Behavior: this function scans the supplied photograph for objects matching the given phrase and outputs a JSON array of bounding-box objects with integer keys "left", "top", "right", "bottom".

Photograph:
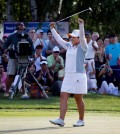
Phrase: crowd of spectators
[{"left": 0, "top": 22, "right": 120, "bottom": 99}]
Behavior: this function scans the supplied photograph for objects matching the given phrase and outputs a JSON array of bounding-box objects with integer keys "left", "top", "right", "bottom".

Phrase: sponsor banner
[{"left": 3, "top": 22, "right": 69, "bottom": 36}]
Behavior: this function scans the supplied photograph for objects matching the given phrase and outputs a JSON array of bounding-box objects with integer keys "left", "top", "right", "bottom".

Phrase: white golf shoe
[
  {"left": 73, "top": 119, "right": 84, "bottom": 127},
  {"left": 49, "top": 118, "right": 65, "bottom": 127}
]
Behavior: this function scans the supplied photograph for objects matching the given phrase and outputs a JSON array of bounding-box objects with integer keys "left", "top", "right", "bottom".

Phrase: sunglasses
[{"left": 30, "top": 31, "right": 35, "bottom": 33}]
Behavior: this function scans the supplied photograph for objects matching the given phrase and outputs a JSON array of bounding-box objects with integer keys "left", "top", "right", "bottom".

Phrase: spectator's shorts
[{"left": 7, "top": 59, "right": 18, "bottom": 75}]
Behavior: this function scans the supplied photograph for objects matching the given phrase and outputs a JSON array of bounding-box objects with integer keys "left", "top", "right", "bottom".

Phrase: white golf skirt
[{"left": 61, "top": 73, "right": 87, "bottom": 94}]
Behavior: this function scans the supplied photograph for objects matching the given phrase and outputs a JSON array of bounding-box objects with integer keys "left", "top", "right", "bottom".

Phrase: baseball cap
[
  {"left": 53, "top": 46, "right": 60, "bottom": 52},
  {"left": 40, "top": 60, "right": 47, "bottom": 65},
  {"left": 68, "top": 30, "right": 79, "bottom": 37},
  {"left": 85, "top": 31, "right": 91, "bottom": 36},
  {"left": 36, "top": 29, "right": 44, "bottom": 34},
  {"left": 3, "top": 34, "right": 9, "bottom": 38},
  {"left": 62, "top": 34, "right": 69, "bottom": 39}
]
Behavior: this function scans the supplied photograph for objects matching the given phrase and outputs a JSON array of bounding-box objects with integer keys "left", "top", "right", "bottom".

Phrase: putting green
[{"left": 0, "top": 112, "right": 120, "bottom": 134}]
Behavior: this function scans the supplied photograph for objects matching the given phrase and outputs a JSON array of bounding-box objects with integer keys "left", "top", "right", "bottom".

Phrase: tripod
[{"left": 9, "top": 57, "right": 49, "bottom": 99}]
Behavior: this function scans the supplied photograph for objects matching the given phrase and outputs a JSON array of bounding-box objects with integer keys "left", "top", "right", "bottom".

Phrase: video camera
[{"left": 17, "top": 32, "right": 32, "bottom": 58}]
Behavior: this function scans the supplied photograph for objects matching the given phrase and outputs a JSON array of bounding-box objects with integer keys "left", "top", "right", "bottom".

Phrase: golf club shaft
[{"left": 56, "top": 8, "right": 91, "bottom": 23}]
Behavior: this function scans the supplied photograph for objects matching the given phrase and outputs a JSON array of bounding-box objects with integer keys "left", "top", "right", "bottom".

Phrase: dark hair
[
  {"left": 36, "top": 45, "right": 43, "bottom": 49},
  {"left": 16, "top": 22, "right": 25, "bottom": 30},
  {"left": 28, "top": 63, "right": 36, "bottom": 70},
  {"left": 109, "top": 34, "right": 116, "bottom": 38},
  {"left": 47, "top": 30, "right": 51, "bottom": 35},
  {"left": 96, "top": 37, "right": 103, "bottom": 42}
]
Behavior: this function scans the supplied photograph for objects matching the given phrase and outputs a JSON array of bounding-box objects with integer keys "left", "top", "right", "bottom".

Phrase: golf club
[
  {"left": 56, "top": 7, "right": 92, "bottom": 23},
  {"left": 47, "top": 7, "right": 92, "bottom": 27}
]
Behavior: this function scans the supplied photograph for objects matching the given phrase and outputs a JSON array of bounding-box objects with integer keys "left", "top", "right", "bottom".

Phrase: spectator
[
  {"left": 0, "top": 63, "right": 7, "bottom": 92},
  {"left": 92, "top": 32, "right": 99, "bottom": 41},
  {"left": 34, "top": 29, "right": 47, "bottom": 57},
  {"left": 45, "top": 30, "right": 53, "bottom": 46},
  {"left": 34, "top": 44, "right": 46, "bottom": 72},
  {"left": 95, "top": 37, "right": 106, "bottom": 78},
  {"left": 103, "top": 37, "right": 110, "bottom": 47},
  {"left": 97, "top": 60, "right": 114, "bottom": 88},
  {"left": 2, "top": 34, "right": 9, "bottom": 43},
  {"left": 62, "top": 34, "right": 69, "bottom": 42},
  {"left": 47, "top": 46, "right": 64, "bottom": 81},
  {"left": 85, "top": 31, "right": 98, "bottom": 72},
  {"left": 21, "top": 64, "right": 37, "bottom": 99},
  {"left": 99, "top": 81, "right": 120, "bottom": 96},
  {"left": 28, "top": 28, "right": 36, "bottom": 44},
  {"left": 46, "top": 35, "right": 66, "bottom": 60},
  {"left": 105, "top": 34, "right": 120, "bottom": 92},
  {"left": 86, "top": 61, "right": 97, "bottom": 93},
  {"left": 36, "top": 59, "right": 54, "bottom": 92},
  {"left": 1, "top": 54, "right": 9, "bottom": 72}
]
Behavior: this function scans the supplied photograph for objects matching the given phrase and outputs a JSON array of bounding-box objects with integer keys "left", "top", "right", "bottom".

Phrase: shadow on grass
[{"left": 0, "top": 126, "right": 73, "bottom": 134}]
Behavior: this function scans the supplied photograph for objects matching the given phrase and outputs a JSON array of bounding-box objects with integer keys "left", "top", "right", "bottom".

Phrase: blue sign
[{"left": 3, "top": 22, "right": 50, "bottom": 34}]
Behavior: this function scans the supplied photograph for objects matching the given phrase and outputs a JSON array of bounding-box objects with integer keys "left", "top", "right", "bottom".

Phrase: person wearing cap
[
  {"left": 34, "top": 44, "right": 46, "bottom": 72},
  {"left": 3, "top": 22, "right": 34, "bottom": 97},
  {"left": 105, "top": 34, "right": 120, "bottom": 93},
  {"left": 46, "top": 34, "right": 66, "bottom": 60},
  {"left": 34, "top": 29, "right": 47, "bottom": 57},
  {"left": 49, "top": 18, "right": 88, "bottom": 127},
  {"left": 62, "top": 34, "right": 69, "bottom": 42},
  {"left": 36, "top": 59, "right": 54, "bottom": 91},
  {"left": 47, "top": 46, "right": 64, "bottom": 80}
]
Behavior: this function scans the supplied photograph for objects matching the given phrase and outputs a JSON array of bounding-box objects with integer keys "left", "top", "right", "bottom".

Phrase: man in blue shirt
[{"left": 105, "top": 34, "right": 120, "bottom": 93}]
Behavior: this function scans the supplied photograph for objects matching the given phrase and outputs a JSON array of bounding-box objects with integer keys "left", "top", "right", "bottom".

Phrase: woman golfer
[{"left": 49, "top": 18, "right": 88, "bottom": 127}]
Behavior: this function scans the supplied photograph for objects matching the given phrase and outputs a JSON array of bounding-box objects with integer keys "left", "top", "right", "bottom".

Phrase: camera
[{"left": 17, "top": 32, "right": 33, "bottom": 58}]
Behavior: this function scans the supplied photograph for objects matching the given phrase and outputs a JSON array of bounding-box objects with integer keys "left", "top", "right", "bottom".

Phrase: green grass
[{"left": 0, "top": 93, "right": 120, "bottom": 114}]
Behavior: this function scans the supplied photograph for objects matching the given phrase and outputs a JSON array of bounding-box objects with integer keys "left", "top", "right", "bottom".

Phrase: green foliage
[
  {"left": 0, "top": 0, "right": 6, "bottom": 23},
  {"left": 12, "top": 0, "right": 31, "bottom": 21},
  {"left": 0, "top": 0, "right": 120, "bottom": 35}
]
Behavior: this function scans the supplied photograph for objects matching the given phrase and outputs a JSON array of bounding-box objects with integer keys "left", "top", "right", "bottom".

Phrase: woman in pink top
[{"left": 0, "top": 64, "right": 7, "bottom": 92}]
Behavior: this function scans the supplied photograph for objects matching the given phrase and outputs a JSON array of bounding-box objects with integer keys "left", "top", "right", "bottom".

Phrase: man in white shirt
[
  {"left": 85, "top": 31, "right": 98, "bottom": 71},
  {"left": 92, "top": 32, "right": 99, "bottom": 41},
  {"left": 34, "top": 29, "right": 47, "bottom": 57}
]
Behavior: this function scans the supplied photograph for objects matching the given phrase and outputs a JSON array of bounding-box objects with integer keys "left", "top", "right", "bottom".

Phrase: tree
[
  {"left": 0, "top": 0, "right": 6, "bottom": 22},
  {"left": 0, "top": 0, "right": 120, "bottom": 35}
]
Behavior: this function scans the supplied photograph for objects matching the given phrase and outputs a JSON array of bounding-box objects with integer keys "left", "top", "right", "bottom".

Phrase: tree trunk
[
  {"left": 30, "top": 0, "right": 38, "bottom": 21},
  {"left": 6, "top": 0, "right": 13, "bottom": 21}
]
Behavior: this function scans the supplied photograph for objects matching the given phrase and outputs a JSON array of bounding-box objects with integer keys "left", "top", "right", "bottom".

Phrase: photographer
[
  {"left": 3, "top": 22, "right": 34, "bottom": 97},
  {"left": 97, "top": 60, "right": 114, "bottom": 88}
]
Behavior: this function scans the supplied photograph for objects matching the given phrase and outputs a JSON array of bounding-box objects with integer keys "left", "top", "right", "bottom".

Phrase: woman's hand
[
  {"left": 50, "top": 22, "right": 55, "bottom": 29},
  {"left": 78, "top": 18, "right": 84, "bottom": 25}
]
